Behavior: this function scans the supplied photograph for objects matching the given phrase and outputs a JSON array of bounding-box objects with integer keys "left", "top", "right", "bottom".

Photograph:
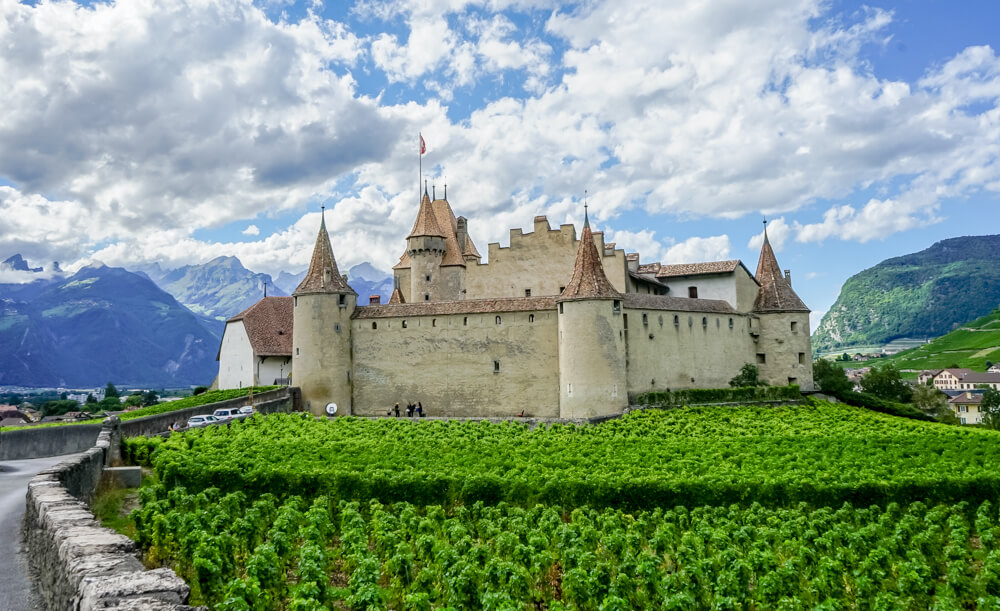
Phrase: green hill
[
  {"left": 813, "top": 234, "right": 1000, "bottom": 352},
  {"left": 836, "top": 308, "right": 1000, "bottom": 374}
]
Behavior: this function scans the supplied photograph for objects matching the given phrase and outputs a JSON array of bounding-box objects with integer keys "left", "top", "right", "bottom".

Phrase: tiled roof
[
  {"left": 406, "top": 191, "right": 445, "bottom": 238},
  {"left": 223, "top": 297, "right": 293, "bottom": 357},
  {"left": 629, "top": 271, "right": 668, "bottom": 288},
  {"left": 625, "top": 253, "right": 640, "bottom": 261},
  {"left": 395, "top": 198, "right": 481, "bottom": 268},
  {"left": 558, "top": 222, "right": 622, "bottom": 301},
  {"left": 353, "top": 296, "right": 557, "bottom": 319},
  {"left": 949, "top": 392, "right": 984, "bottom": 404},
  {"left": 753, "top": 234, "right": 808, "bottom": 312},
  {"left": 952, "top": 371, "right": 1000, "bottom": 384},
  {"left": 388, "top": 287, "right": 405, "bottom": 304},
  {"left": 623, "top": 293, "right": 736, "bottom": 313},
  {"left": 294, "top": 215, "right": 356, "bottom": 295},
  {"left": 655, "top": 260, "right": 741, "bottom": 278},
  {"left": 636, "top": 263, "right": 661, "bottom": 274}
]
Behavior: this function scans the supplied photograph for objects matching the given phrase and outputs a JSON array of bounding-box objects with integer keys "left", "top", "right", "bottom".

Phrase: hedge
[
  {"left": 635, "top": 384, "right": 801, "bottom": 407},
  {"left": 834, "top": 390, "right": 935, "bottom": 422}
]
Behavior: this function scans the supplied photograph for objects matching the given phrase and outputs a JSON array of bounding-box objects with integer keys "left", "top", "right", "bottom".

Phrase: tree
[
  {"left": 105, "top": 382, "right": 119, "bottom": 398},
  {"left": 193, "top": 386, "right": 209, "bottom": 396},
  {"left": 860, "top": 363, "right": 913, "bottom": 403},
  {"left": 98, "top": 396, "right": 121, "bottom": 412},
  {"left": 124, "top": 394, "right": 144, "bottom": 408},
  {"left": 812, "top": 360, "right": 854, "bottom": 396},
  {"left": 142, "top": 390, "right": 159, "bottom": 406},
  {"left": 911, "top": 384, "right": 956, "bottom": 424},
  {"left": 982, "top": 388, "right": 1000, "bottom": 430},
  {"left": 40, "top": 399, "right": 82, "bottom": 417},
  {"left": 729, "top": 363, "right": 766, "bottom": 388},
  {"left": 85, "top": 394, "right": 97, "bottom": 404}
]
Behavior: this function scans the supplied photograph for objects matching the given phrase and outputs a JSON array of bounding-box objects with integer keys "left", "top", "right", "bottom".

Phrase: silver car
[{"left": 187, "top": 415, "right": 220, "bottom": 428}]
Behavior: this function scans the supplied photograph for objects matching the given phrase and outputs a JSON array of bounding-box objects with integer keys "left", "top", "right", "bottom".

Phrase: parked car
[
  {"left": 187, "top": 415, "right": 220, "bottom": 428},
  {"left": 213, "top": 408, "right": 243, "bottom": 420},
  {"left": 238, "top": 406, "right": 254, "bottom": 415}
]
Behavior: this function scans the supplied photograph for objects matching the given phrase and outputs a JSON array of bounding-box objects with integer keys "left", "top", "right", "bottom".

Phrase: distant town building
[
  {"left": 950, "top": 391, "right": 985, "bottom": 425},
  {"left": 932, "top": 369, "right": 1000, "bottom": 391}
]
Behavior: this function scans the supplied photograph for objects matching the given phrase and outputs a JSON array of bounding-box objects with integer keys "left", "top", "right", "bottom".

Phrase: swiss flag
[{"left": 419, "top": 133, "right": 426, "bottom": 155}]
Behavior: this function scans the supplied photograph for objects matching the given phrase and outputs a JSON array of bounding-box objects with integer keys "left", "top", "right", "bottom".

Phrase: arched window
[
  {"left": 402, "top": 320, "right": 407, "bottom": 328},
  {"left": 673, "top": 315, "right": 679, "bottom": 326},
  {"left": 702, "top": 317, "right": 707, "bottom": 327},
  {"left": 496, "top": 315, "right": 502, "bottom": 325},
  {"left": 529, "top": 314, "right": 535, "bottom": 323},
  {"left": 642, "top": 313, "right": 648, "bottom": 326}
]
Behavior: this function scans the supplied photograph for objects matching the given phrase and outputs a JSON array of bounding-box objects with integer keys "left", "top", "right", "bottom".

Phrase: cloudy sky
[{"left": 1, "top": 0, "right": 998, "bottom": 325}]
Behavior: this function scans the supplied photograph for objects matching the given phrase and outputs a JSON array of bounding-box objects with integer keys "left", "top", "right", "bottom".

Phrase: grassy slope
[{"left": 834, "top": 309, "right": 1000, "bottom": 375}]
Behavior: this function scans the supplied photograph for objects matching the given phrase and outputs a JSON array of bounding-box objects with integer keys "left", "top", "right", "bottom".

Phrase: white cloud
[
  {"left": 605, "top": 228, "right": 666, "bottom": 262},
  {"left": 747, "top": 217, "right": 793, "bottom": 251},
  {"left": 242, "top": 224, "right": 261, "bottom": 236},
  {"left": 663, "top": 235, "right": 732, "bottom": 264}
]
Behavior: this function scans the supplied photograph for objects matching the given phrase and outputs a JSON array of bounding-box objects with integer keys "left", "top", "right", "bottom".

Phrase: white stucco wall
[
  {"left": 660, "top": 270, "right": 759, "bottom": 312},
  {"left": 257, "top": 356, "right": 291, "bottom": 386},
  {"left": 218, "top": 320, "right": 254, "bottom": 389}
]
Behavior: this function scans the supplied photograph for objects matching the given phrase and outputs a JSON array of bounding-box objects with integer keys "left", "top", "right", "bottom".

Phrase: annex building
[{"left": 217, "top": 188, "right": 813, "bottom": 418}]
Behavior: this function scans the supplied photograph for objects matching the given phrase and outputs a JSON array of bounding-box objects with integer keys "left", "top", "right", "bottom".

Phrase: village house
[
  {"left": 950, "top": 391, "right": 985, "bottom": 425},
  {"left": 932, "top": 369, "right": 1000, "bottom": 391}
]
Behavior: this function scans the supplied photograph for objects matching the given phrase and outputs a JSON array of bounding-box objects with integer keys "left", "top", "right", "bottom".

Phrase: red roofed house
[{"left": 217, "top": 296, "right": 293, "bottom": 389}]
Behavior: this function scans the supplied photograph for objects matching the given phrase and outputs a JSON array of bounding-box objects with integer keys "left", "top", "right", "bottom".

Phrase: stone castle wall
[
  {"left": 465, "top": 217, "right": 628, "bottom": 299},
  {"left": 352, "top": 308, "right": 560, "bottom": 417}
]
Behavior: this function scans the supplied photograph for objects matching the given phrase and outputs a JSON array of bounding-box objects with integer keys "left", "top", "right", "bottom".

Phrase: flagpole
[{"left": 419, "top": 132, "right": 422, "bottom": 203}]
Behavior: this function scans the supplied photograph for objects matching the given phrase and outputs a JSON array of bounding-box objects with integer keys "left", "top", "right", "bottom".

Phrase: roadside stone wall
[
  {"left": 2, "top": 387, "right": 300, "bottom": 462},
  {"left": 22, "top": 417, "right": 202, "bottom": 610},
  {"left": 0, "top": 422, "right": 104, "bottom": 461}
]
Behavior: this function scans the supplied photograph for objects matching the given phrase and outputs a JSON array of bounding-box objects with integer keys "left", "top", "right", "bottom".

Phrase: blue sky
[{"left": 1, "top": 0, "right": 998, "bottom": 329}]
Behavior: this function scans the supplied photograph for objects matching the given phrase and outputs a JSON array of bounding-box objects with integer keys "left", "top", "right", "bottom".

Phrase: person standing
[{"left": 394, "top": 403, "right": 400, "bottom": 417}]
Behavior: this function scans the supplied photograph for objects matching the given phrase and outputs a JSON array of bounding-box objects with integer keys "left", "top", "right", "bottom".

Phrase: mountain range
[
  {"left": 813, "top": 235, "right": 1000, "bottom": 352},
  {"left": 0, "top": 254, "right": 394, "bottom": 388}
]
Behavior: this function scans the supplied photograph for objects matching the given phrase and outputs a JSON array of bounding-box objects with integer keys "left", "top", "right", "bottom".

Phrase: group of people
[{"left": 388, "top": 402, "right": 425, "bottom": 417}]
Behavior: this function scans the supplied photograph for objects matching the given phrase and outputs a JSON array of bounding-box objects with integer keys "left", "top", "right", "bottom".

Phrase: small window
[
  {"left": 425, "top": 274, "right": 431, "bottom": 282},
  {"left": 529, "top": 314, "right": 535, "bottom": 323},
  {"left": 960, "top": 405, "right": 968, "bottom": 413},
  {"left": 432, "top": 319, "right": 437, "bottom": 327},
  {"left": 729, "top": 318, "right": 734, "bottom": 329},
  {"left": 798, "top": 352, "right": 805, "bottom": 365},
  {"left": 463, "top": 317, "right": 468, "bottom": 325},
  {"left": 296, "top": 348, "right": 300, "bottom": 356},
  {"left": 525, "top": 288, "right": 531, "bottom": 297},
  {"left": 372, "top": 322, "right": 377, "bottom": 330},
  {"left": 424, "top": 294, "right": 430, "bottom": 301},
  {"left": 658, "top": 315, "right": 663, "bottom": 326},
  {"left": 493, "top": 360, "right": 501, "bottom": 373},
  {"left": 559, "top": 286, "right": 565, "bottom": 293},
  {"left": 334, "top": 323, "right": 341, "bottom": 333},
  {"left": 756, "top": 353, "right": 766, "bottom": 364},
  {"left": 613, "top": 300, "right": 621, "bottom": 313},
  {"left": 496, "top": 315, "right": 502, "bottom": 325},
  {"left": 688, "top": 316, "right": 693, "bottom": 327},
  {"left": 642, "top": 313, "right": 648, "bottom": 326},
  {"left": 961, "top": 417, "right": 967, "bottom": 425},
  {"left": 702, "top": 317, "right": 707, "bottom": 327},
  {"left": 559, "top": 303, "right": 564, "bottom": 314},
  {"left": 294, "top": 296, "right": 298, "bottom": 307},
  {"left": 402, "top": 320, "right": 408, "bottom": 328},
  {"left": 716, "top": 318, "right": 720, "bottom": 328},
  {"left": 788, "top": 377, "right": 797, "bottom": 386},
  {"left": 791, "top": 321, "right": 798, "bottom": 332},
  {"left": 688, "top": 286, "right": 698, "bottom": 298},
  {"left": 673, "top": 315, "right": 680, "bottom": 326},
  {"left": 339, "top": 294, "right": 346, "bottom": 306}
]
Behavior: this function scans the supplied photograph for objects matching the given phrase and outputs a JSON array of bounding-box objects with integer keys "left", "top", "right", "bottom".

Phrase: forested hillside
[{"left": 813, "top": 235, "right": 1000, "bottom": 352}]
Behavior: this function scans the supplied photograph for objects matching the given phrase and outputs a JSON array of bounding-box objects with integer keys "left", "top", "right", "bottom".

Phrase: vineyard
[{"left": 123, "top": 402, "right": 1000, "bottom": 608}]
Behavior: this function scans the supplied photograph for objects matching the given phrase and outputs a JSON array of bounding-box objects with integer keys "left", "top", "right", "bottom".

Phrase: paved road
[{"left": 0, "top": 454, "right": 80, "bottom": 611}]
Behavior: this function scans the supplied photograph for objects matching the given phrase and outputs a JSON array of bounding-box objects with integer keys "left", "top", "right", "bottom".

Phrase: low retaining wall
[
  {"left": 118, "top": 387, "right": 299, "bottom": 438},
  {"left": 0, "top": 422, "right": 104, "bottom": 461},
  {"left": 23, "top": 417, "right": 200, "bottom": 610},
  {"left": 2, "top": 387, "right": 300, "bottom": 462}
]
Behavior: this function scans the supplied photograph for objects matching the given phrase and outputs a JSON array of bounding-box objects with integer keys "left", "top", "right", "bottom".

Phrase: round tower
[
  {"left": 292, "top": 208, "right": 357, "bottom": 416},
  {"left": 557, "top": 209, "right": 628, "bottom": 418},
  {"left": 405, "top": 186, "right": 446, "bottom": 302},
  {"left": 752, "top": 220, "right": 814, "bottom": 391}
]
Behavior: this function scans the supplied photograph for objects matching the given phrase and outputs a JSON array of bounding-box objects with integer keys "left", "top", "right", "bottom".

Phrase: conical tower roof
[
  {"left": 407, "top": 188, "right": 445, "bottom": 238},
  {"left": 387, "top": 287, "right": 405, "bottom": 304},
  {"left": 558, "top": 213, "right": 622, "bottom": 301},
  {"left": 753, "top": 226, "right": 808, "bottom": 312},
  {"left": 294, "top": 211, "right": 356, "bottom": 296}
]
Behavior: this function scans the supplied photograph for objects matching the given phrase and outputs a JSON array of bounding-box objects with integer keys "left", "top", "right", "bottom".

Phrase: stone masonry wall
[{"left": 23, "top": 417, "right": 200, "bottom": 610}]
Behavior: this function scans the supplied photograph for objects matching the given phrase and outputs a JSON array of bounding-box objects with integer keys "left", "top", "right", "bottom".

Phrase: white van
[{"left": 213, "top": 408, "right": 242, "bottom": 420}]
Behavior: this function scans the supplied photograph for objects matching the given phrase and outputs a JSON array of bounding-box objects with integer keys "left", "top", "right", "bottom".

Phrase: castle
[{"left": 217, "top": 187, "right": 813, "bottom": 418}]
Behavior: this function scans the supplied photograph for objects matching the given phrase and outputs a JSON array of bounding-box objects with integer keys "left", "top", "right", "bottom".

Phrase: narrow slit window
[
  {"left": 493, "top": 360, "right": 501, "bottom": 373},
  {"left": 402, "top": 320, "right": 408, "bottom": 328},
  {"left": 529, "top": 314, "right": 535, "bottom": 323}
]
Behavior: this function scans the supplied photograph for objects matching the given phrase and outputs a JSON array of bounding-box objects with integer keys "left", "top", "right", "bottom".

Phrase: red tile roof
[
  {"left": 558, "top": 222, "right": 622, "bottom": 301},
  {"left": 753, "top": 234, "right": 808, "bottom": 312},
  {"left": 295, "top": 215, "right": 355, "bottom": 295},
  {"left": 623, "top": 293, "right": 736, "bottom": 313},
  {"left": 224, "top": 297, "right": 293, "bottom": 357},
  {"left": 396, "top": 197, "right": 481, "bottom": 269},
  {"left": 353, "top": 296, "right": 557, "bottom": 318}
]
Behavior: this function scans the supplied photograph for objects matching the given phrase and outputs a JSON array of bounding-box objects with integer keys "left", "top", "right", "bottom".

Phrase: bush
[
  {"left": 636, "top": 385, "right": 800, "bottom": 407},
  {"left": 836, "top": 390, "right": 934, "bottom": 422},
  {"left": 194, "top": 386, "right": 209, "bottom": 396}
]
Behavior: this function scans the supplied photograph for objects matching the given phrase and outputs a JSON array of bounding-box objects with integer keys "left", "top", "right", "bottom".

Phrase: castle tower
[
  {"left": 402, "top": 185, "right": 447, "bottom": 302},
  {"left": 557, "top": 208, "right": 628, "bottom": 418},
  {"left": 292, "top": 209, "right": 357, "bottom": 415},
  {"left": 752, "top": 222, "right": 813, "bottom": 390}
]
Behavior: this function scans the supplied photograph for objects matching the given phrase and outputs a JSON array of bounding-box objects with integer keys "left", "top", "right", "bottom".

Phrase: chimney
[
  {"left": 369, "top": 295, "right": 381, "bottom": 305},
  {"left": 456, "top": 216, "right": 468, "bottom": 252},
  {"left": 626, "top": 253, "right": 640, "bottom": 273},
  {"left": 784, "top": 269, "right": 791, "bottom": 285}
]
